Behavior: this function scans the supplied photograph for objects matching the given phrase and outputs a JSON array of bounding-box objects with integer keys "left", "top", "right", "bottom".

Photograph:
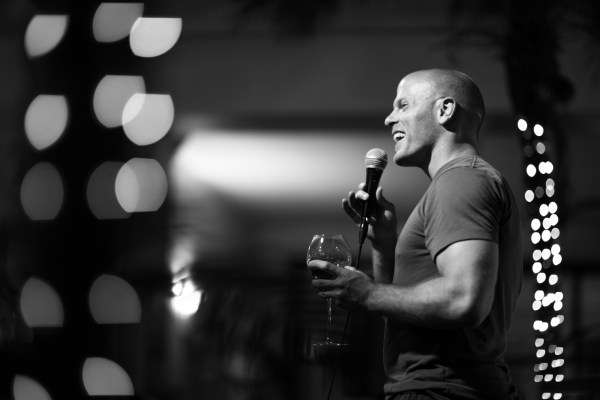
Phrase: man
[{"left": 308, "top": 69, "right": 522, "bottom": 400}]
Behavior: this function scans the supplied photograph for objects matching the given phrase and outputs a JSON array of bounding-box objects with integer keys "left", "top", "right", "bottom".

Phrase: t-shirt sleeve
[{"left": 423, "top": 167, "right": 504, "bottom": 261}]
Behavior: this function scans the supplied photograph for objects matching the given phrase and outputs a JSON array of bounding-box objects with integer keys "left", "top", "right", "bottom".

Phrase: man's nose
[{"left": 384, "top": 111, "right": 396, "bottom": 127}]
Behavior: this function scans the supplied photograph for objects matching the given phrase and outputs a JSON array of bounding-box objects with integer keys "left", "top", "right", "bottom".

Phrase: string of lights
[{"left": 518, "top": 118, "right": 565, "bottom": 400}]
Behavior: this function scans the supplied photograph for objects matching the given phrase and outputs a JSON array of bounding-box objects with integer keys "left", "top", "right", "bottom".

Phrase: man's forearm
[{"left": 371, "top": 238, "right": 396, "bottom": 283}]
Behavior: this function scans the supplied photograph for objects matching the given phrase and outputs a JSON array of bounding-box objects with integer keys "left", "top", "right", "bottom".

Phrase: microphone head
[{"left": 365, "top": 148, "right": 388, "bottom": 170}]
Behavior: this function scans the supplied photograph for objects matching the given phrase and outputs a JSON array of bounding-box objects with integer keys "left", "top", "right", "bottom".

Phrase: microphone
[{"left": 359, "top": 148, "right": 388, "bottom": 244}]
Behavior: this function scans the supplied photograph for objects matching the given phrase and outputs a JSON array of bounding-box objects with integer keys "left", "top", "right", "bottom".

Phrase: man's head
[{"left": 384, "top": 69, "right": 485, "bottom": 167}]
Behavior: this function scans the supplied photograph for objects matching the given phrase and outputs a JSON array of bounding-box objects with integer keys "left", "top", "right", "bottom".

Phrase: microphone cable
[{"left": 324, "top": 239, "right": 365, "bottom": 400}]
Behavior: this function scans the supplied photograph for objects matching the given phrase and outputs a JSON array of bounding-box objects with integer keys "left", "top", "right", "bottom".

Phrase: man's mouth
[{"left": 393, "top": 131, "right": 406, "bottom": 142}]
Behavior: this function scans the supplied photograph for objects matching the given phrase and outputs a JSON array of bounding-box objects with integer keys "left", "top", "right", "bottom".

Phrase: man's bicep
[{"left": 436, "top": 240, "right": 499, "bottom": 322}]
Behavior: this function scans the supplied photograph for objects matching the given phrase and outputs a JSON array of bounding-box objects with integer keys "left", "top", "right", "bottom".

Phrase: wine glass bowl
[{"left": 306, "top": 234, "right": 352, "bottom": 348}]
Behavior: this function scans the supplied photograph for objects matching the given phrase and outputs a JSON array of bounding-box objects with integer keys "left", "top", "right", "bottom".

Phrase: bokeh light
[
  {"left": 24, "top": 95, "right": 69, "bottom": 150},
  {"left": 122, "top": 94, "right": 174, "bottom": 145},
  {"left": 82, "top": 357, "right": 134, "bottom": 395},
  {"left": 534, "top": 124, "right": 544, "bottom": 136},
  {"left": 20, "top": 277, "right": 64, "bottom": 327},
  {"left": 87, "top": 162, "right": 131, "bottom": 219},
  {"left": 115, "top": 158, "right": 168, "bottom": 212},
  {"left": 13, "top": 375, "right": 52, "bottom": 400},
  {"left": 20, "top": 162, "right": 64, "bottom": 220},
  {"left": 170, "top": 279, "right": 202, "bottom": 317},
  {"left": 92, "top": 2, "right": 144, "bottom": 43},
  {"left": 517, "top": 118, "right": 528, "bottom": 131},
  {"left": 93, "top": 75, "right": 145, "bottom": 128},
  {"left": 89, "top": 274, "right": 141, "bottom": 324},
  {"left": 24, "top": 15, "right": 69, "bottom": 58},
  {"left": 130, "top": 17, "right": 182, "bottom": 57}
]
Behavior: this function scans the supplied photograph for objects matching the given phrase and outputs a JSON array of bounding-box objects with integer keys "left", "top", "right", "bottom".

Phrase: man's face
[{"left": 384, "top": 74, "right": 439, "bottom": 167}]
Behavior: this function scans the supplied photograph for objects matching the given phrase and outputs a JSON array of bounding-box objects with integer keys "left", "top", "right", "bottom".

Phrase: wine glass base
[{"left": 311, "top": 342, "right": 348, "bottom": 362}]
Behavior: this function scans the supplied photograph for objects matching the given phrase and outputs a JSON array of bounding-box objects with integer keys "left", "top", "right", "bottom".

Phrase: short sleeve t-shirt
[{"left": 383, "top": 156, "right": 523, "bottom": 400}]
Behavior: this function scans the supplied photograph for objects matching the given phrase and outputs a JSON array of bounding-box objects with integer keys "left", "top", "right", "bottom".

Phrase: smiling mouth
[{"left": 393, "top": 131, "right": 406, "bottom": 142}]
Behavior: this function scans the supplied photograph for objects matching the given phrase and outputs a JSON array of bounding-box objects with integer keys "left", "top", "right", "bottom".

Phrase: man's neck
[{"left": 426, "top": 142, "right": 479, "bottom": 179}]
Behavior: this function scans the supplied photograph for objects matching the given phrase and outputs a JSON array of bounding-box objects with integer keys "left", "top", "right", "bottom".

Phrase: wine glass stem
[{"left": 326, "top": 297, "right": 333, "bottom": 343}]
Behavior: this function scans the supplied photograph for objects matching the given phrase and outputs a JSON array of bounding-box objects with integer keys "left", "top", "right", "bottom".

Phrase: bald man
[{"left": 309, "top": 69, "right": 522, "bottom": 400}]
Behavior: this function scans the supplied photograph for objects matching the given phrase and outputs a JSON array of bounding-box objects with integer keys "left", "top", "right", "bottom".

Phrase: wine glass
[{"left": 306, "top": 234, "right": 352, "bottom": 348}]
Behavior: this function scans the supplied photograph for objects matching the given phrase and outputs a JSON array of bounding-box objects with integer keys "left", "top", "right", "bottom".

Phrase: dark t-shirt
[{"left": 383, "top": 156, "right": 522, "bottom": 399}]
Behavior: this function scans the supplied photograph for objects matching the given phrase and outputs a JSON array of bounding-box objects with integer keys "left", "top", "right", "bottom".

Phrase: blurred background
[{"left": 1, "top": 0, "right": 599, "bottom": 399}]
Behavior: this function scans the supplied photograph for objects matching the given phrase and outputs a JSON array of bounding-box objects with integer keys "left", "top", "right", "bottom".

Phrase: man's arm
[{"left": 310, "top": 239, "right": 498, "bottom": 329}]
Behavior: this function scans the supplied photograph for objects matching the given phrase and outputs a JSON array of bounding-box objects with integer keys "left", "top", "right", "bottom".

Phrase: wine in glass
[{"left": 306, "top": 234, "right": 352, "bottom": 349}]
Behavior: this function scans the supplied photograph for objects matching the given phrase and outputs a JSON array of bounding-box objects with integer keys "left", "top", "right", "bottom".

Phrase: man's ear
[{"left": 438, "top": 98, "right": 456, "bottom": 125}]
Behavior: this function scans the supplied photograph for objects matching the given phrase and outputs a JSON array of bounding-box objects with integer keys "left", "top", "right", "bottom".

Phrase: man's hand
[
  {"left": 342, "top": 184, "right": 397, "bottom": 245},
  {"left": 308, "top": 260, "right": 373, "bottom": 310}
]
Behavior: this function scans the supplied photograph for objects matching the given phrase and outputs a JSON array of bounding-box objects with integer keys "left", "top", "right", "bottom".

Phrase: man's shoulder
[{"left": 434, "top": 156, "right": 503, "bottom": 185}]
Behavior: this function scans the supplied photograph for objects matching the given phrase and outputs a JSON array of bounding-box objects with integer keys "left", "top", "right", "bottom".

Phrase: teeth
[{"left": 393, "top": 132, "right": 405, "bottom": 142}]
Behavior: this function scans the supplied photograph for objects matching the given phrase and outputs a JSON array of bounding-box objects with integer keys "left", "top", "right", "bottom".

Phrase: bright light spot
[
  {"left": 549, "top": 202, "right": 558, "bottom": 214},
  {"left": 20, "top": 162, "right": 64, "bottom": 220},
  {"left": 539, "top": 162, "right": 548, "bottom": 174},
  {"left": 24, "top": 15, "right": 69, "bottom": 58},
  {"left": 534, "top": 124, "right": 544, "bottom": 136},
  {"left": 546, "top": 186, "right": 555, "bottom": 197},
  {"left": 531, "top": 218, "right": 541, "bottom": 231},
  {"left": 542, "top": 230, "right": 551, "bottom": 242},
  {"left": 533, "top": 250, "right": 542, "bottom": 261},
  {"left": 525, "top": 190, "right": 534, "bottom": 202},
  {"left": 542, "top": 393, "right": 551, "bottom": 399},
  {"left": 536, "top": 142, "right": 546, "bottom": 154},
  {"left": 542, "top": 293, "right": 554, "bottom": 307},
  {"left": 517, "top": 119, "right": 528, "bottom": 131},
  {"left": 12, "top": 375, "right": 52, "bottom": 400},
  {"left": 526, "top": 164, "right": 536, "bottom": 177},
  {"left": 549, "top": 274, "right": 558, "bottom": 285},
  {"left": 532, "top": 300, "right": 541, "bottom": 311},
  {"left": 535, "top": 290, "right": 544, "bottom": 301},
  {"left": 532, "top": 262, "right": 542, "bottom": 273},
  {"left": 551, "top": 228, "right": 560, "bottom": 239},
  {"left": 534, "top": 374, "right": 543, "bottom": 383},
  {"left": 533, "top": 320, "right": 549, "bottom": 332},
  {"left": 556, "top": 375, "right": 564, "bottom": 382},
  {"left": 546, "top": 162, "right": 554, "bottom": 174},
  {"left": 130, "top": 17, "right": 182, "bottom": 57},
  {"left": 543, "top": 218, "right": 552, "bottom": 230},
  {"left": 539, "top": 204, "right": 549, "bottom": 216},
  {"left": 551, "top": 316, "right": 561, "bottom": 327},
  {"left": 20, "top": 277, "right": 64, "bottom": 327},
  {"left": 554, "top": 394, "right": 562, "bottom": 400},
  {"left": 122, "top": 94, "right": 174, "bottom": 145},
  {"left": 555, "top": 347, "right": 564, "bottom": 356},
  {"left": 87, "top": 162, "right": 131, "bottom": 219},
  {"left": 89, "top": 274, "right": 141, "bottom": 324},
  {"left": 82, "top": 357, "right": 134, "bottom": 395},
  {"left": 24, "top": 95, "right": 68, "bottom": 150},
  {"left": 555, "top": 292, "right": 564, "bottom": 301},
  {"left": 554, "top": 301, "right": 563, "bottom": 311},
  {"left": 535, "top": 338, "right": 544, "bottom": 347},
  {"left": 531, "top": 232, "right": 541, "bottom": 244},
  {"left": 93, "top": 3, "right": 144, "bottom": 42},
  {"left": 549, "top": 214, "right": 559, "bottom": 226},
  {"left": 542, "top": 249, "right": 551, "bottom": 260},
  {"left": 93, "top": 75, "right": 145, "bottom": 128},
  {"left": 537, "top": 273, "right": 546, "bottom": 284},
  {"left": 115, "top": 158, "right": 168, "bottom": 212},
  {"left": 553, "top": 254, "right": 562, "bottom": 265},
  {"left": 551, "top": 359, "right": 564, "bottom": 368},
  {"left": 171, "top": 280, "right": 202, "bottom": 317},
  {"left": 536, "top": 349, "right": 545, "bottom": 358}
]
